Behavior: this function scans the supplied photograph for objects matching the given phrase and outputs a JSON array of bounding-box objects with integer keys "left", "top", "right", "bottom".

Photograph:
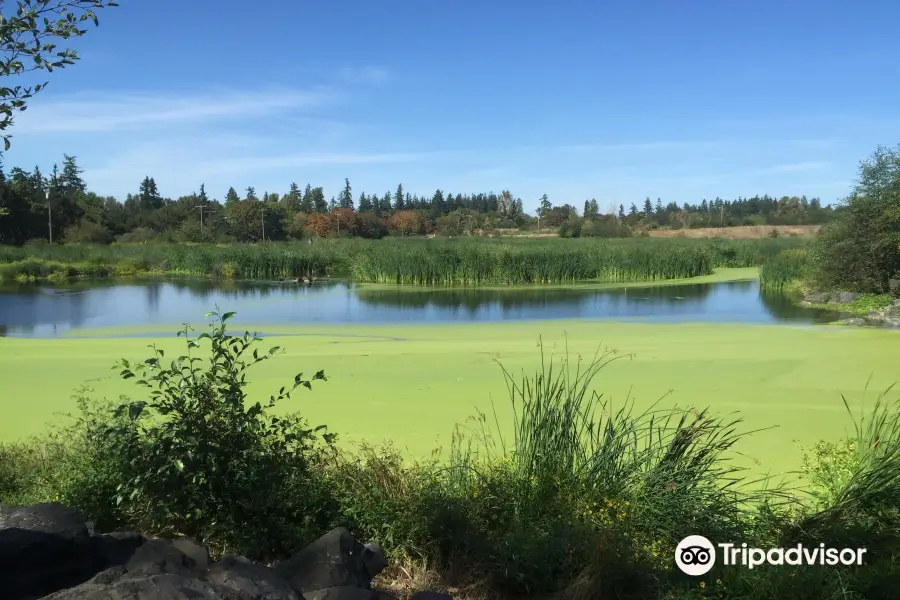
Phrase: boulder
[
  {"left": 804, "top": 292, "right": 830, "bottom": 303},
  {"left": 889, "top": 278, "right": 899, "bottom": 295},
  {"left": 302, "top": 587, "right": 378, "bottom": 600},
  {"left": 362, "top": 542, "right": 388, "bottom": 579},
  {"left": 843, "top": 317, "right": 867, "bottom": 326},
  {"left": 275, "top": 528, "right": 372, "bottom": 595},
  {"left": 0, "top": 503, "right": 102, "bottom": 600},
  {"left": 91, "top": 532, "right": 148, "bottom": 568},
  {"left": 124, "top": 539, "right": 201, "bottom": 578},
  {"left": 205, "top": 555, "right": 299, "bottom": 600},
  {"left": 170, "top": 537, "right": 210, "bottom": 570},
  {"left": 40, "top": 572, "right": 244, "bottom": 600},
  {"left": 829, "top": 291, "right": 860, "bottom": 304},
  {"left": 0, "top": 502, "right": 88, "bottom": 537}
]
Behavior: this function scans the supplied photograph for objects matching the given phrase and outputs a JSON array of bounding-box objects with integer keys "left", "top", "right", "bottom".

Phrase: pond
[{"left": 0, "top": 278, "right": 842, "bottom": 337}]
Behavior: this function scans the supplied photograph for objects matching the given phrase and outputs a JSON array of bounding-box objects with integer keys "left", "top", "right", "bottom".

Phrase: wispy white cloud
[
  {"left": 553, "top": 140, "right": 723, "bottom": 153},
  {"left": 335, "top": 66, "right": 393, "bottom": 86},
  {"left": 193, "top": 151, "right": 423, "bottom": 176},
  {"left": 15, "top": 86, "right": 337, "bottom": 134},
  {"left": 80, "top": 134, "right": 424, "bottom": 198},
  {"left": 755, "top": 161, "right": 828, "bottom": 175}
]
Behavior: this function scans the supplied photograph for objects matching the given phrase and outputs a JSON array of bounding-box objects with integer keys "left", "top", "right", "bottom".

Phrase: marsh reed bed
[
  {"left": 0, "top": 237, "right": 807, "bottom": 285},
  {"left": 759, "top": 248, "right": 811, "bottom": 291}
]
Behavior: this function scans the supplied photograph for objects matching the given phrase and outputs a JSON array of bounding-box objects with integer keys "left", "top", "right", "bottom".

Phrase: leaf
[{"left": 128, "top": 401, "right": 147, "bottom": 420}]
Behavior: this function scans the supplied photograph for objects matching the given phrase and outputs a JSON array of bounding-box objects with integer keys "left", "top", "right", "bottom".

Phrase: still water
[{"left": 0, "top": 278, "right": 843, "bottom": 338}]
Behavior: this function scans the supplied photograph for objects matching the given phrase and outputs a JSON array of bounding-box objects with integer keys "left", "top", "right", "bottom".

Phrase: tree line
[{"left": 0, "top": 155, "right": 836, "bottom": 245}]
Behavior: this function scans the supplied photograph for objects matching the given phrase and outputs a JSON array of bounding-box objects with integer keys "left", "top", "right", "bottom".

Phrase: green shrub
[
  {"left": 810, "top": 145, "right": 900, "bottom": 293},
  {"left": 89, "top": 311, "right": 336, "bottom": 558},
  {"left": 63, "top": 220, "right": 112, "bottom": 244}
]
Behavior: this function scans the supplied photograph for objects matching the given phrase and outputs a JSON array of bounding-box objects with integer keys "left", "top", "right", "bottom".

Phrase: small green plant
[{"left": 101, "top": 309, "right": 335, "bottom": 558}]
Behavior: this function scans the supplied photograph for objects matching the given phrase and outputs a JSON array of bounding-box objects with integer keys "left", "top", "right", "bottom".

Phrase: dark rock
[
  {"left": 409, "top": 593, "right": 453, "bottom": 600},
  {"left": 843, "top": 317, "right": 867, "bottom": 326},
  {"left": 0, "top": 502, "right": 88, "bottom": 538},
  {"left": 275, "top": 528, "right": 371, "bottom": 595},
  {"left": 804, "top": 292, "right": 830, "bottom": 303},
  {"left": 375, "top": 593, "right": 399, "bottom": 600},
  {"left": 0, "top": 503, "right": 100, "bottom": 600},
  {"left": 41, "top": 573, "right": 244, "bottom": 600},
  {"left": 124, "top": 539, "right": 199, "bottom": 578},
  {"left": 302, "top": 587, "right": 378, "bottom": 600},
  {"left": 362, "top": 543, "right": 387, "bottom": 579},
  {"left": 833, "top": 291, "right": 861, "bottom": 304},
  {"left": 170, "top": 537, "right": 210, "bottom": 570},
  {"left": 205, "top": 555, "right": 299, "bottom": 600},
  {"left": 91, "top": 532, "right": 147, "bottom": 567},
  {"left": 86, "top": 566, "right": 128, "bottom": 585}
]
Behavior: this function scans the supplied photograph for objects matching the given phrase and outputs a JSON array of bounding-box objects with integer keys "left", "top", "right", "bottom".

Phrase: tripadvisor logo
[{"left": 675, "top": 535, "right": 867, "bottom": 575}]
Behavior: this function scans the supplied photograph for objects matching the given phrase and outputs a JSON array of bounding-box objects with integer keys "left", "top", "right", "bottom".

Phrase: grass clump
[{"left": 759, "top": 248, "right": 810, "bottom": 291}]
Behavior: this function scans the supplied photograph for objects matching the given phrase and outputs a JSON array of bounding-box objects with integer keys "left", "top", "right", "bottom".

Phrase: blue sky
[{"left": 6, "top": 0, "right": 900, "bottom": 212}]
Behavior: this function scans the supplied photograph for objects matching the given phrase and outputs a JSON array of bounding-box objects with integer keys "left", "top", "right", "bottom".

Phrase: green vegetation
[
  {"left": 808, "top": 145, "right": 900, "bottom": 295},
  {"left": 804, "top": 294, "right": 895, "bottom": 316},
  {"left": 0, "top": 236, "right": 806, "bottom": 285},
  {"left": 758, "top": 248, "right": 810, "bottom": 290},
  {"left": 0, "top": 148, "right": 835, "bottom": 247},
  {"left": 763, "top": 145, "right": 900, "bottom": 303},
  {"left": 2, "top": 312, "right": 898, "bottom": 599},
  {"left": 0, "top": 1, "right": 118, "bottom": 149}
]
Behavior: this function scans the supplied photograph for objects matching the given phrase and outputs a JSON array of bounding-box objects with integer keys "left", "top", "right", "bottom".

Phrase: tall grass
[
  {"left": 0, "top": 237, "right": 807, "bottom": 285},
  {"left": 759, "top": 248, "right": 810, "bottom": 290}
]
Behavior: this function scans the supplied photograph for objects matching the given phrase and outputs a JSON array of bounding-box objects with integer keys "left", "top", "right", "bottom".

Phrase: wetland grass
[{"left": 0, "top": 237, "right": 806, "bottom": 285}]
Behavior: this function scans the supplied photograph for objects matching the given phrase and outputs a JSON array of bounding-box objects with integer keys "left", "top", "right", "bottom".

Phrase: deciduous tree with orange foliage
[{"left": 388, "top": 210, "right": 428, "bottom": 236}]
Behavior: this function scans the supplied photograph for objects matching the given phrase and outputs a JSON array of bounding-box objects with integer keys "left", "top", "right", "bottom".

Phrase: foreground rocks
[
  {"left": 802, "top": 291, "right": 861, "bottom": 305},
  {"left": 0, "top": 503, "right": 451, "bottom": 600},
  {"left": 801, "top": 291, "right": 900, "bottom": 328},
  {"left": 867, "top": 300, "right": 900, "bottom": 328}
]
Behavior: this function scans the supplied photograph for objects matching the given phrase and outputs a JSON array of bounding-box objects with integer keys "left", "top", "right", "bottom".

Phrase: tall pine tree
[{"left": 394, "top": 184, "right": 405, "bottom": 210}]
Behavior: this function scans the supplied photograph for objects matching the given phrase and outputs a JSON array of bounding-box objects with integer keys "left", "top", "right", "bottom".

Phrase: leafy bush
[
  {"left": 94, "top": 311, "right": 336, "bottom": 558},
  {"left": 116, "top": 227, "right": 161, "bottom": 244},
  {"left": 63, "top": 219, "right": 112, "bottom": 244},
  {"left": 558, "top": 217, "right": 583, "bottom": 238},
  {"left": 810, "top": 145, "right": 900, "bottom": 293}
]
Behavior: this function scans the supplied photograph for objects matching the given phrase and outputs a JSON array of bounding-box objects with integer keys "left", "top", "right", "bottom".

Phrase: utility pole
[
  {"left": 194, "top": 204, "right": 215, "bottom": 232},
  {"left": 46, "top": 187, "right": 52, "bottom": 243},
  {"left": 260, "top": 202, "right": 266, "bottom": 242}
]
